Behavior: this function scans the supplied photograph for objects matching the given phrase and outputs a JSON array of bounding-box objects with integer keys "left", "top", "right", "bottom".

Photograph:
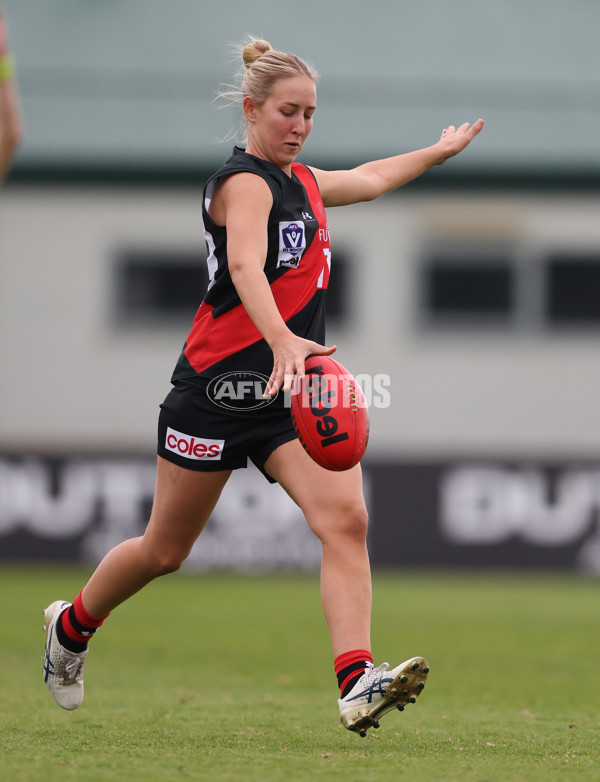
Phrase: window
[
  {"left": 326, "top": 248, "right": 351, "bottom": 325},
  {"left": 114, "top": 249, "right": 208, "bottom": 325},
  {"left": 545, "top": 254, "right": 600, "bottom": 326},
  {"left": 421, "top": 250, "right": 515, "bottom": 326},
  {"left": 113, "top": 245, "right": 353, "bottom": 328}
]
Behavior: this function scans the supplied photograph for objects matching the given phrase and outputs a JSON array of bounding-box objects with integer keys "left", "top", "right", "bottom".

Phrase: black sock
[
  {"left": 337, "top": 661, "right": 369, "bottom": 698},
  {"left": 55, "top": 607, "right": 89, "bottom": 654}
]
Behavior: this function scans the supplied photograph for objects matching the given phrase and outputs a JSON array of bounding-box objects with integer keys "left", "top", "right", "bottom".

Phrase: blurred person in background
[
  {"left": 41, "top": 37, "right": 482, "bottom": 737},
  {"left": 0, "top": 8, "right": 22, "bottom": 181}
]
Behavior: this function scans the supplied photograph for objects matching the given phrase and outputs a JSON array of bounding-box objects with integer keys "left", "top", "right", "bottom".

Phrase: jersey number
[{"left": 317, "top": 248, "right": 331, "bottom": 289}]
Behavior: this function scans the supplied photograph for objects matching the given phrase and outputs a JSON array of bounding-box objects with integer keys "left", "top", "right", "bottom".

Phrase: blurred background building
[{"left": 1, "top": 0, "right": 600, "bottom": 572}]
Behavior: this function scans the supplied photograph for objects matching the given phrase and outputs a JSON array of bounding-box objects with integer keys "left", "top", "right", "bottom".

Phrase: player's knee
[
  {"left": 343, "top": 501, "right": 369, "bottom": 541},
  {"left": 147, "top": 548, "right": 187, "bottom": 577},
  {"left": 311, "top": 499, "right": 369, "bottom": 543}
]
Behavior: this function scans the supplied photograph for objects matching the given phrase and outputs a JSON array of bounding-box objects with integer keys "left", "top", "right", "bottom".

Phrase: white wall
[{"left": 2, "top": 186, "right": 600, "bottom": 458}]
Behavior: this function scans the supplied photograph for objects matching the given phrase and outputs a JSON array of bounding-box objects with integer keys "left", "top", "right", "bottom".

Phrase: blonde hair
[{"left": 217, "top": 37, "right": 319, "bottom": 141}]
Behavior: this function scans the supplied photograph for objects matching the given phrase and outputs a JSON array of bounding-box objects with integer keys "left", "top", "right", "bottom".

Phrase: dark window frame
[
  {"left": 418, "top": 245, "right": 517, "bottom": 329},
  {"left": 112, "top": 247, "right": 209, "bottom": 327},
  {"left": 544, "top": 253, "right": 600, "bottom": 327},
  {"left": 112, "top": 244, "right": 354, "bottom": 328}
]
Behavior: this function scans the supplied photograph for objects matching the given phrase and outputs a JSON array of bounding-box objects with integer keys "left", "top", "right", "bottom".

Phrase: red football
[{"left": 290, "top": 355, "right": 370, "bottom": 471}]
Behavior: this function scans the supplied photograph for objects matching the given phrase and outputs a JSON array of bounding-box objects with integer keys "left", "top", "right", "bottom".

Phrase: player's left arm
[{"left": 310, "top": 119, "right": 484, "bottom": 207}]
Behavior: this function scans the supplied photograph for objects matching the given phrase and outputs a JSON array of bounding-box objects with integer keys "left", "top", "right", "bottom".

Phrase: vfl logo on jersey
[{"left": 278, "top": 220, "right": 306, "bottom": 269}]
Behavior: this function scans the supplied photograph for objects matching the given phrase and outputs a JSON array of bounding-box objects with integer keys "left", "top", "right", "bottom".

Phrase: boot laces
[{"left": 61, "top": 653, "right": 85, "bottom": 683}]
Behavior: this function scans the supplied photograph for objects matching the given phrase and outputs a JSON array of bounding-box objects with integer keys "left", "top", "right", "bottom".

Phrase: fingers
[
  {"left": 311, "top": 343, "right": 337, "bottom": 357},
  {"left": 281, "top": 343, "right": 337, "bottom": 392},
  {"left": 264, "top": 369, "right": 282, "bottom": 397},
  {"left": 265, "top": 363, "right": 300, "bottom": 396},
  {"left": 263, "top": 342, "right": 337, "bottom": 396},
  {"left": 264, "top": 358, "right": 301, "bottom": 397},
  {"left": 439, "top": 119, "right": 484, "bottom": 159},
  {"left": 282, "top": 372, "right": 296, "bottom": 393},
  {"left": 443, "top": 120, "right": 484, "bottom": 135},
  {"left": 470, "top": 118, "right": 485, "bottom": 135}
]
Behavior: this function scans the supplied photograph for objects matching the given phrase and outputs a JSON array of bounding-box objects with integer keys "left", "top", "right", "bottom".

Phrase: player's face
[{"left": 244, "top": 75, "right": 317, "bottom": 173}]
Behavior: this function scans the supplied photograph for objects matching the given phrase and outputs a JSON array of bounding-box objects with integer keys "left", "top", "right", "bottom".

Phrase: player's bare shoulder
[{"left": 209, "top": 172, "right": 273, "bottom": 226}]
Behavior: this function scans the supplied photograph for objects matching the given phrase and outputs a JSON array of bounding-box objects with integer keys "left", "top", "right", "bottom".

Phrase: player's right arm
[{"left": 214, "top": 172, "right": 335, "bottom": 395}]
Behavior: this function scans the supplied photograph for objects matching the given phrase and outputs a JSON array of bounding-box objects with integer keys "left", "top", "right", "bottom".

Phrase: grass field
[{"left": 0, "top": 565, "right": 598, "bottom": 781}]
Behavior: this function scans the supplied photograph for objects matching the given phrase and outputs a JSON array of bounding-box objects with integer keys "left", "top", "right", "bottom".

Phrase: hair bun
[{"left": 242, "top": 39, "right": 272, "bottom": 69}]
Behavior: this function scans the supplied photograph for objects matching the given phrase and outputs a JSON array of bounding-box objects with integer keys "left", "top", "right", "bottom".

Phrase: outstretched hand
[{"left": 435, "top": 119, "right": 484, "bottom": 164}]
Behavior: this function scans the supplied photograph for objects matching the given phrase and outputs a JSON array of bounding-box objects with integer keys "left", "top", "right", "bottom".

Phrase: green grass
[{"left": 0, "top": 566, "right": 598, "bottom": 781}]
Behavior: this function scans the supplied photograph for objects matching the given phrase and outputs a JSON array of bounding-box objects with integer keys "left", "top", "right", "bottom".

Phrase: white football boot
[
  {"left": 338, "top": 657, "right": 429, "bottom": 736},
  {"left": 42, "top": 600, "right": 87, "bottom": 710}
]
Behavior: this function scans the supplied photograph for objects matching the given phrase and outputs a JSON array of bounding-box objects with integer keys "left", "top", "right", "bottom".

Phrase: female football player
[{"left": 42, "top": 38, "right": 483, "bottom": 737}]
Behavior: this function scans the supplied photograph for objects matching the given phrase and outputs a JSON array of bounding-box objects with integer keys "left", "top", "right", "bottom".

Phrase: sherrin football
[{"left": 290, "top": 355, "right": 369, "bottom": 471}]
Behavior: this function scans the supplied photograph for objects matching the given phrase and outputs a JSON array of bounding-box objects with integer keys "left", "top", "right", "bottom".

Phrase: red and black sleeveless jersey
[{"left": 171, "top": 147, "right": 331, "bottom": 383}]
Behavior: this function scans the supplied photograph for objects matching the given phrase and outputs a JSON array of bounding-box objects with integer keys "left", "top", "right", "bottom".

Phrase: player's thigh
[
  {"left": 264, "top": 438, "right": 367, "bottom": 536},
  {"left": 143, "top": 455, "right": 231, "bottom": 554}
]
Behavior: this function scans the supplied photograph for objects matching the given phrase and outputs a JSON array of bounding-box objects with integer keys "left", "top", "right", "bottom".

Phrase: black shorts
[{"left": 157, "top": 381, "right": 298, "bottom": 483}]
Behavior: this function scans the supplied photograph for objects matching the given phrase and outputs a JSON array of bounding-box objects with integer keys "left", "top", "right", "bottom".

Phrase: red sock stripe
[
  {"left": 73, "top": 591, "right": 109, "bottom": 629},
  {"left": 334, "top": 649, "right": 373, "bottom": 675},
  {"left": 61, "top": 609, "right": 90, "bottom": 644}
]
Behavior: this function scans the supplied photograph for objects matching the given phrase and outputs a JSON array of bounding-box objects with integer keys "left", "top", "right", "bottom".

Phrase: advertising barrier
[{"left": 1, "top": 454, "right": 599, "bottom": 573}]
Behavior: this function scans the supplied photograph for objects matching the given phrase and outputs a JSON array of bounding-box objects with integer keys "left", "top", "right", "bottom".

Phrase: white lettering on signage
[{"left": 441, "top": 466, "right": 599, "bottom": 546}]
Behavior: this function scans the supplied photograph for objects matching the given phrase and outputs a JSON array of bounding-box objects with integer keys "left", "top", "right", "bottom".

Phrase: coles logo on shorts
[{"left": 165, "top": 427, "right": 225, "bottom": 461}]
